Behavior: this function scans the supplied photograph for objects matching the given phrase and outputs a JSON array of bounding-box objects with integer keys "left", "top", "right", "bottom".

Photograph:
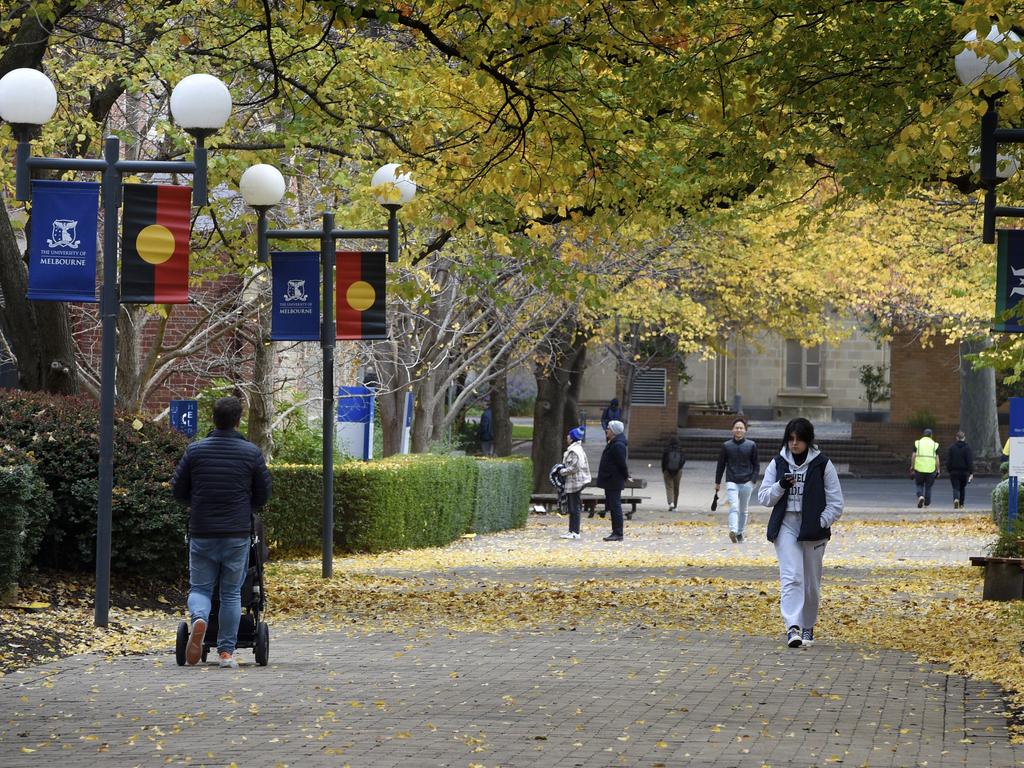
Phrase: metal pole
[
  {"left": 256, "top": 208, "right": 270, "bottom": 264},
  {"left": 95, "top": 135, "right": 121, "bottom": 628},
  {"left": 321, "top": 212, "right": 336, "bottom": 579},
  {"left": 14, "top": 137, "right": 31, "bottom": 201},
  {"left": 386, "top": 205, "right": 400, "bottom": 262}
]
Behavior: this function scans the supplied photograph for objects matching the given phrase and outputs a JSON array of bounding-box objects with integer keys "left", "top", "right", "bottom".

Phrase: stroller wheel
[
  {"left": 254, "top": 622, "right": 270, "bottom": 666},
  {"left": 175, "top": 620, "right": 188, "bottom": 666}
]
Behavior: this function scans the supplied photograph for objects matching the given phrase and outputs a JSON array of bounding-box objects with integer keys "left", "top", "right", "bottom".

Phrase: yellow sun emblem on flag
[
  {"left": 136, "top": 224, "right": 176, "bottom": 265},
  {"left": 346, "top": 280, "right": 375, "bottom": 311}
]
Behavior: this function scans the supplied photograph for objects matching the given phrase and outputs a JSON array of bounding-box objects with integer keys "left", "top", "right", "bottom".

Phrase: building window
[
  {"left": 784, "top": 340, "right": 822, "bottom": 391},
  {"left": 631, "top": 368, "right": 667, "bottom": 406}
]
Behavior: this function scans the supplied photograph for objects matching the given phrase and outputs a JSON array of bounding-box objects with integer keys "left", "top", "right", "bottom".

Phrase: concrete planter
[{"left": 970, "top": 556, "right": 1024, "bottom": 601}]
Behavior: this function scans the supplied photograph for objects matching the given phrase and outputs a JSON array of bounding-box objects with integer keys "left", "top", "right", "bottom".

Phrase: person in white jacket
[
  {"left": 559, "top": 427, "right": 591, "bottom": 539},
  {"left": 757, "top": 417, "right": 843, "bottom": 649}
]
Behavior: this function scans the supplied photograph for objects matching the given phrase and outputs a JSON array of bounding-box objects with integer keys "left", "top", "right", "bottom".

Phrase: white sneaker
[
  {"left": 218, "top": 653, "right": 239, "bottom": 669},
  {"left": 787, "top": 626, "right": 803, "bottom": 648},
  {"left": 559, "top": 532, "right": 580, "bottom": 539}
]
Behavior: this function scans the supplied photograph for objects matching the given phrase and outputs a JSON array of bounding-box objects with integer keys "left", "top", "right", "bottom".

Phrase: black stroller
[{"left": 175, "top": 514, "right": 270, "bottom": 666}]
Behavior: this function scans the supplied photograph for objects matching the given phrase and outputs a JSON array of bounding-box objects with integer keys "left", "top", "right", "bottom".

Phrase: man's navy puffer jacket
[{"left": 172, "top": 429, "right": 272, "bottom": 538}]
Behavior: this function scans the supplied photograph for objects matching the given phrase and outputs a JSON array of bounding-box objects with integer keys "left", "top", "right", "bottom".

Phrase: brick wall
[
  {"left": 889, "top": 331, "right": 959, "bottom": 424},
  {"left": 72, "top": 274, "right": 252, "bottom": 415},
  {"left": 686, "top": 413, "right": 738, "bottom": 429},
  {"left": 626, "top": 359, "right": 679, "bottom": 453}
]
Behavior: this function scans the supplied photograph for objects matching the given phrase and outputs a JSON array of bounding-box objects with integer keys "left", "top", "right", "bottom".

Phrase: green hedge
[
  {"left": 472, "top": 458, "right": 531, "bottom": 534},
  {"left": 262, "top": 455, "right": 532, "bottom": 555},
  {"left": 0, "top": 391, "right": 188, "bottom": 575},
  {"left": 0, "top": 463, "right": 54, "bottom": 594},
  {"left": 992, "top": 478, "right": 1024, "bottom": 530}
]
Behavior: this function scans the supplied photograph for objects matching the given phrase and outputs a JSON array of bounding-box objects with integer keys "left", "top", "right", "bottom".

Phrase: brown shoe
[{"left": 186, "top": 618, "right": 206, "bottom": 665}]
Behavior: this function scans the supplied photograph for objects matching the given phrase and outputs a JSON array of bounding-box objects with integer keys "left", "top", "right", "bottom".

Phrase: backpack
[{"left": 665, "top": 449, "right": 685, "bottom": 473}]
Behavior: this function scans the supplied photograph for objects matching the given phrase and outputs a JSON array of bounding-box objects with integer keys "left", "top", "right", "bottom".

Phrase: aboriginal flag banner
[
  {"left": 336, "top": 251, "right": 387, "bottom": 339},
  {"left": 120, "top": 184, "right": 192, "bottom": 304}
]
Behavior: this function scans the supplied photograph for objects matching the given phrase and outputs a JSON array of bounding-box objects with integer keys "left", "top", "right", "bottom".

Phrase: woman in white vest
[{"left": 559, "top": 427, "right": 591, "bottom": 539}]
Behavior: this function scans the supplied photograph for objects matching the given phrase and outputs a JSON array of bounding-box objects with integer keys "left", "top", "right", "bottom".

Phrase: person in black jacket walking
[
  {"left": 596, "top": 420, "right": 631, "bottom": 541},
  {"left": 947, "top": 431, "right": 975, "bottom": 509},
  {"left": 172, "top": 396, "right": 272, "bottom": 669},
  {"left": 757, "top": 418, "right": 843, "bottom": 649},
  {"left": 714, "top": 417, "right": 759, "bottom": 543}
]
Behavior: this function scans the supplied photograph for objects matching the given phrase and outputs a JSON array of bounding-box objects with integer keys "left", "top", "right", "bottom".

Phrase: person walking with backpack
[
  {"left": 758, "top": 417, "right": 844, "bottom": 649},
  {"left": 946, "top": 431, "right": 974, "bottom": 509},
  {"left": 910, "top": 428, "right": 940, "bottom": 508},
  {"left": 661, "top": 437, "right": 686, "bottom": 511},
  {"left": 714, "top": 417, "right": 759, "bottom": 543},
  {"left": 558, "top": 427, "right": 591, "bottom": 539}
]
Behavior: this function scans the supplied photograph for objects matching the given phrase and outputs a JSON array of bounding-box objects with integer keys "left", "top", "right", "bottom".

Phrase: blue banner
[
  {"left": 28, "top": 180, "right": 100, "bottom": 302},
  {"left": 169, "top": 399, "right": 199, "bottom": 438},
  {"left": 271, "top": 251, "right": 320, "bottom": 341}
]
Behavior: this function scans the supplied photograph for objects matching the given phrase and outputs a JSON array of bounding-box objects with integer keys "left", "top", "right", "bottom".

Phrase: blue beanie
[{"left": 568, "top": 427, "right": 584, "bottom": 442}]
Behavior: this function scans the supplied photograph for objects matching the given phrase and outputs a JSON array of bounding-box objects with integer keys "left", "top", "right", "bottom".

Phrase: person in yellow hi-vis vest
[{"left": 910, "top": 428, "right": 940, "bottom": 508}]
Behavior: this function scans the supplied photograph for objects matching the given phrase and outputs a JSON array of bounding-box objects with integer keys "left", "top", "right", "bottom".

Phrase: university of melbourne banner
[
  {"left": 28, "top": 180, "right": 100, "bottom": 302},
  {"left": 996, "top": 229, "right": 1024, "bottom": 332},
  {"left": 120, "top": 184, "right": 192, "bottom": 304},
  {"left": 336, "top": 251, "right": 387, "bottom": 340},
  {"left": 271, "top": 251, "right": 321, "bottom": 341}
]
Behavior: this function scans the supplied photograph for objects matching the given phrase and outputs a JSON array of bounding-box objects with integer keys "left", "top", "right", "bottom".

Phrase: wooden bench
[{"left": 529, "top": 492, "right": 651, "bottom": 519}]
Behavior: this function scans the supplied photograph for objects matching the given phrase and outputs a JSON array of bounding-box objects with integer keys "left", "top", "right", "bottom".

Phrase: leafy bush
[
  {"left": 261, "top": 455, "right": 532, "bottom": 555},
  {"left": 908, "top": 410, "right": 937, "bottom": 431},
  {"left": 993, "top": 478, "right": 1024, "bottom": 530},
  {"left": 0, "top": 463, "right": 53, "bottom": 594},
  {"left": 472, "top": 458, "right": 531, "bottom": 533},
  {"left": 0, "top": 391, "right": 188, "bottom": 576},
  {"left": 988, "top": 515, "right": 1024, "bottom": 558}
]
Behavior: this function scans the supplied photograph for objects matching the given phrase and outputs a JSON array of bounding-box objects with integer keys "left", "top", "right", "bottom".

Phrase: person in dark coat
[
  {"left": 714, "top": 417, "right": 759, "bottom": 543},
  {"left": 600, "top": 398, "right": 622, "bottom": 431},
  {"left": 596, "top": 420, "right": 631, "bottom": 541},
  {"left": 478, "top": 405, "right": 494, "bottom": 456},
  {"left": 946, "top": 431, "right": 975, "bottom": 509},
  {"left": 661, "top": 437, "right": 686, "bottom": 511},
  {"left": 172, "top": 396, "right": 272, "bottom": 669}
]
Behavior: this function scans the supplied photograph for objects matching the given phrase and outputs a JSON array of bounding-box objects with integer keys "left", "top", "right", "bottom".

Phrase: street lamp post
[
  {"left": 240, "top": 162, "right": 414, "bottom": 578},
  {"left": 0, "top": 68, "right": 232, "bottom": 627},
  {"left": 956, "top": 25, "right": 1024, "bottom": 242}
]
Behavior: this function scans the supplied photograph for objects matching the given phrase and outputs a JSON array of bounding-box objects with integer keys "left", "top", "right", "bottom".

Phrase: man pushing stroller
[{"left": 172, "top": 395, "right": 272, "bottom": 669}]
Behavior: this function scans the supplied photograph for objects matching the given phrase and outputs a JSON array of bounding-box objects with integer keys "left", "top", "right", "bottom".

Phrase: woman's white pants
[{"left": 773, "top": 511, "right": 827, "bottom": 630}]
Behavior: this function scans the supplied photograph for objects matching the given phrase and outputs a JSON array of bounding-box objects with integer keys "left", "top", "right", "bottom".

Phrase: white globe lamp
[{"left": 0, "top": 68, "right": 57, "bottom": 126}]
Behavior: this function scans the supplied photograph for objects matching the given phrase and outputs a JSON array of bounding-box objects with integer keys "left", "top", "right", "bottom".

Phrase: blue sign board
[
  {"left": 28, "top": 180, "right": 100, "bottom": 302},
  {"left": 271, "top": 251, "right": 321, "bottom": 341},
  {"left": 337, "top": 386, "right": 374, "bottom": 423},
  {"left": 169, "top": 399, "right": 199, "bottom": 438}
]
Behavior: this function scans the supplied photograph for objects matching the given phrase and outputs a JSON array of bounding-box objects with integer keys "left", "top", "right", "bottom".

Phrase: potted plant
[
  {"left": 970, "top": 484, "right": 1024, "bottom": 600},
  {"left": 854, "top": 364, "right": 890, "bottom": 422}
]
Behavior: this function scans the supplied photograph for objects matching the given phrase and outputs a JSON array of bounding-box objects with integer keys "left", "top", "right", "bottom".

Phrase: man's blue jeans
[{"left": 188, "top": 537, "right": 249, "bottom": 654}]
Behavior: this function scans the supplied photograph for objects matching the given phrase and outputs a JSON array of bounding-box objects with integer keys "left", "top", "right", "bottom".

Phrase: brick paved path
[{"left": 2, "top": 626, "right": 1021, "bottom": 767}]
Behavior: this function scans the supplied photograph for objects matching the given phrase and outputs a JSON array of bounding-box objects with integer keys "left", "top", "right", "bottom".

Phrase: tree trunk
[
  {"left": 961, "top": 336, "right": 1001, "bottom": 464},
  {"left": 530, "top": 326, "right": 576, "bottom": 492},
  {"left": 562, "top": 334, "right": 588, "bottom": 435},
  {"left": 377, "top": 386, "right": 403, "bottom": 456},
  {"left": 246, "top": 302, "right": 274, "bottom": 459},
  {"left": 491, "top": 364, "right": 513, "bottom": 456},
  {"left": 0, "top": 204, "right": 78, "bottom": 393},
  {"left": 411, "top": 373, "right": 437, "bottom": 452}
]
